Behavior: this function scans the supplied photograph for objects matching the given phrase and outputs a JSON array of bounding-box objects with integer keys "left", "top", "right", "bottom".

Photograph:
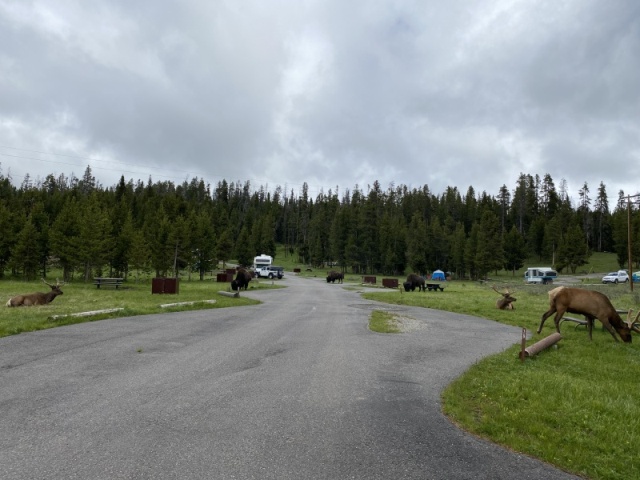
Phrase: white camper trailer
[{"left": 253, "top": 254, "right": 273, "bottom": 270}]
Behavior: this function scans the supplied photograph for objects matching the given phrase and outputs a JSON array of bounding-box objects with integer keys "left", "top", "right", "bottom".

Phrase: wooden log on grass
[
  {"left": 49, "top": 308, "right": 123, "bottom": 321},
  {"left": 523, "top": 332, "right": 562, "bottom": 358},
  {"left": 160, "top": 300, "right": 217, "bottom": 308},
  {"left": 218, "top": 291, "right": 239, "bottom": 298}
]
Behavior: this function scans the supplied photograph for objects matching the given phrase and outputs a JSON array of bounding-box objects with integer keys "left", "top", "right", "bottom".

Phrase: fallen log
[
  {"left": 49, "top": 308, "right": 123, "bottom": 321},
  {"left": 218, "top": 291, "right": 239, "bottom": 298},
  {"left": 522, "top": 332, "right": 562, "bottom": 358},
  {"left": 160, "top": 300, "right": 217, "bottom": 308}
]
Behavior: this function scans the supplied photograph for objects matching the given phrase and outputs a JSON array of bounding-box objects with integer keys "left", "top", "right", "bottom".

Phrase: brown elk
[
  {"left": 6, "top": 279, "right": 65, "bottom": 307},
  {"left": 492, "top": 286, "right": 516, "bottom": 310},
  {"left": 537, "top": 286, "right": 640, "bottom": 342}
]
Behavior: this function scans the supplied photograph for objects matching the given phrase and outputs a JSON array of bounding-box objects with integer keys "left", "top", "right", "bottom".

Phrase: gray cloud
[{"left": 1, "top": 0, "right": 638, "bottom": 202}]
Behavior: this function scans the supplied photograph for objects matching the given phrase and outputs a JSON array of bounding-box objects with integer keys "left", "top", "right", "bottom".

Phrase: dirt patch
[{"left": 392, "top": 314, "right": 424, "bottom": 333}]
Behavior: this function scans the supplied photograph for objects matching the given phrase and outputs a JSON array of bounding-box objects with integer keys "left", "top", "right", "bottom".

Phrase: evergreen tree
[
  {"left": 497, "top": 184, "right": 510, "bottom": 234},
  {"left": 503, "top": 225, "right": 527, "bottom": 275},
  {"left": 190, "top": 210, "right": 217, "bottom": 280},
  {"left": 129, "top": 230, "right": 151, "bottom": 281},
  {"left": 10, "top": 217, "right": 40, "bottom": 280},
  {"left": 557, "top": 223, "right": 590, "bottom": 273},
  {"left": 449, "top": 222, "right": 466, "bottom": 279},
  {"left": 216, "top": 227, "right": 234, "bottom": 268},
  {"left": 146, "top": 207, "right": 174, "bottom": 277},
  {"left": 0, "top": 203, "right": 14, "bottom": 277},
  {"left": 77, "top": 194, "right": 111, "bottom": 281},
  {"left": 49, "top": 197, "right": 81, "bottom": 281},
  {"left": 464, "top": 223, "right": 480, "bottom": 280},
  {"left": 474, "top": 211, "right": 503, "bottom": 278},
  {"left": 577, "top": 181, "right": 592, "bottom": 248},
  {"left": 593, "top": 181, "right": 611, "bottom": 252},
  {"left": 611, "top": 193, "right": 628, "bottom": 268},
  {"left": 406, "top": 213, "right": 427, "bottom": 273},
  {"left": 234, "top": 226, "right": 253, "bottom": 267}
]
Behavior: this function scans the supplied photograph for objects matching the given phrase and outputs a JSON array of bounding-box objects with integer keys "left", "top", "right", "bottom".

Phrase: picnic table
[
  {"left": 93, "top": 277, "right": 124, "bottom": 289},
  {"left": 426, "top": 283, "right": 445, "bottom": 292}
]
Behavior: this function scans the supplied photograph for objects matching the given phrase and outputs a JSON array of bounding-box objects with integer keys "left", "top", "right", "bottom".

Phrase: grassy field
[
  {"left": 0, "top": 277, "right": 272, "bottom": 338},
  {"left": 362, "top": 280, "right": 640, "bottom": 480}
]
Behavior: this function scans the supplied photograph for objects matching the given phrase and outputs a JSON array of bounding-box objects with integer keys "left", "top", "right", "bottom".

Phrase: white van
[{"left": 524, "top": 267, "right": 557, "bottom": 285}]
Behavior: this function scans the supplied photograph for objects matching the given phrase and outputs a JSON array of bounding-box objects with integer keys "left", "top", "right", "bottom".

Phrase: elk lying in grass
[
  {"left": 492, "top": 286, "right": 516, "bottom": 310},
  {"left": 538, "top": 286, "right": 640, "bottom": 342},
  {"left": 6, "top": 279, "right": 65, "bottom": 307}
]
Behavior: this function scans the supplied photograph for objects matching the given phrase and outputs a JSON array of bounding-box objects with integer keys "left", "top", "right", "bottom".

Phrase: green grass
[
  {"left": 362, "top": 282, "right": 640, "bottom": 480},
  {"left": 368, "top": 310, "right": 402, "bottom": 333},
  {"left": 0, "top": 278, "right": 266, "bottom": 338}
]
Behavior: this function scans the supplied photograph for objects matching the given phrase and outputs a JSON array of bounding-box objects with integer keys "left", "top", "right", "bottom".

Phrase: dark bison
[
  {"left": 326, "top": 271, "right": 344, "bottom": 283},
  {"left": 404, "top": 273, "right": 425, "bottom": 292},
  {"left": 231, "top": 268, "right": 252, "bottom": 291}
]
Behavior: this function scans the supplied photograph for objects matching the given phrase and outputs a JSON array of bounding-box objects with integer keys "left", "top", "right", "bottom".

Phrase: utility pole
[{"left": 628, "top": 194, "right": 640, "bottom": 292}]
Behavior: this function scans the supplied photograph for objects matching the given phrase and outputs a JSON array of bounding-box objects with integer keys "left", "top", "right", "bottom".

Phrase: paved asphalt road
[{"left": 0, "top": 275, "right": 580, "bottom": 480}]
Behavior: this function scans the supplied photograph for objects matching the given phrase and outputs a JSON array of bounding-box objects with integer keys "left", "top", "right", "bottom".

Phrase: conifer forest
[{"left": 0, "top": 165, "right": 638, "bottom": 282}]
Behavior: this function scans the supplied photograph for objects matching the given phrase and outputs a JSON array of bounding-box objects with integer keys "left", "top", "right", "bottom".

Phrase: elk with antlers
[
  {"left": 492, "top": 286, "right": 516, "bottom": 310},
  {"left": 6, "top": 279, "right": 65, "bottom": 307},
  {"left": 538, "top": 286, "right": 640, "bottom": 342}
]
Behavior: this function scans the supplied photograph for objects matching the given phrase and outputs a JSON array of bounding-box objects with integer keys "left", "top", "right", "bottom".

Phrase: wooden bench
[
  {"left": 560, "top": 316, "right": 588, "bottom": 328},
  {"left": 560, "top": 316, "right": 605, "bottom": 332},
  {"left": 93, "top": 277, "right": 124, "bottom": 289},
  {"left": 426, "top": 283, "right": 445, "bottom": 292}
]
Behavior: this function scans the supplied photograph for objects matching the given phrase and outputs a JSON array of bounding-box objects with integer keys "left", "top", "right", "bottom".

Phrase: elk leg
[
  {"left": 585, "top": 315, "right": 596, "bottom": 340},
  {"left": 599, "top": 319, "right": 620, "bottom": 342},
  {"left": 553, "top": 311, "right": 564, "bottom": 333},
  {"left": 538, "top": 308, "right": 556, "bottom": 333}
]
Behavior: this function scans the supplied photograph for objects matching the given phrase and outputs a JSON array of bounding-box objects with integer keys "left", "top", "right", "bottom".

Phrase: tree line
[{"left": 1, "top": 165, "right": 639, "bottom": 282}]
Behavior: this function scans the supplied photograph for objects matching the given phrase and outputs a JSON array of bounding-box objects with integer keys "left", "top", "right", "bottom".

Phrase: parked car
[
  {"left": 255, "top": 265, "right": 284, "bottom": 279},
  {"left": 602, "top": 270, "right": 629, "bottom": 284},
  {"left": 632, "top": 272, "right": 640, "bottom": 283}
]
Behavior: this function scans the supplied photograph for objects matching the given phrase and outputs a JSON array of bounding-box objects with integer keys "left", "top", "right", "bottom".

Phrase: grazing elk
[
  {"left": 492, "top": 286, "right": 516, "bottom": 310},
  {"left": 537, "top": 286, "right": 640, "bottom": 342},
  {"left": 6, "top": 279, "right": 65, "bottom": 307}
]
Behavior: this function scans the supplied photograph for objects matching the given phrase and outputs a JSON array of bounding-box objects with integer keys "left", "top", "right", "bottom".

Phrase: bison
[
  {"left": 405, "top": 273, "right": 425, "bottom": 292},
  {"left": 231, "top": 268, "right": 252, "bottom": 291},
  {"left": 326, "top": 271, "right": 344, "bottom": 283}
]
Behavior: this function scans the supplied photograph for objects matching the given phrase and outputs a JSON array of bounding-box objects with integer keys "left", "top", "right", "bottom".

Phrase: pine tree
[
  {"left": 49, "top": 197, "right": 81, "bottom": 281},
  {"left": 234, "top": 226, "right": 253, "bottom": 267},
  {"left": 406, "top": 213, "right": 427, "bottom": 274},
  {"left": 0, "top": 203, "right": 14, "bottom": 277},
  {"left": 216, "top": 228, "right": 234, "bottom": 269},
  {"left": 129, "top": 230, "right": 151, "bottom": 281},
  {"left": 503, "top": 226, "right": 527, "bottom": 275},
  {"left": 10, "top": 217, "right": 40, "bottom": 279},
  {"left": 557, "top": 224, "right": 590, "bottom": 273}
]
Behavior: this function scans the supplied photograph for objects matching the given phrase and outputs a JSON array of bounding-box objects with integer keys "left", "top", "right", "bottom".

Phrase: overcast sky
[{"left": 1, "top": 1, "right": 639, "bottom": 204}]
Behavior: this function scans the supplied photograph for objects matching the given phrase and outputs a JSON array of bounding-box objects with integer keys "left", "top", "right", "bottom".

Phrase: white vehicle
[
  {"left": 255, "top": 265, "right": 284, "bottom": 279},
  {"left": 524, "top": 267, "right": 557, "bottom": 285},
  {"left": 253, "top": 254, "right": 273, "bottom": 270},
  {"left": 602, "top": 270, "right": 629, "bottom": 284}
]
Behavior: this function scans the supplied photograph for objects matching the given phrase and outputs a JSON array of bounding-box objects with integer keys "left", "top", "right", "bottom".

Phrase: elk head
[
  {"left": 6, "top": 278, "right": 65, "bottom": 307},
  {"left": 625, "top": 309, "right": 640, "bottom": 334},
  {"left": 492, "top": 286, "right": 516, "bottom": 310}
]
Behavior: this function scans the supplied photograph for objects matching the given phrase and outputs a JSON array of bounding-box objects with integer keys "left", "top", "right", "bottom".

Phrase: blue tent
[{"left": 431, "top": 270, "right": 446, "bottom": 281}]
